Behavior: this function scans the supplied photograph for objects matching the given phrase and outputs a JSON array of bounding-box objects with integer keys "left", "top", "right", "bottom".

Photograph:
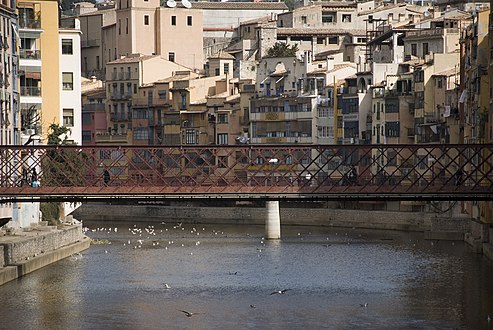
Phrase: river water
[{"left": 1, "top": 221, "right": 493, "bottom": 329}]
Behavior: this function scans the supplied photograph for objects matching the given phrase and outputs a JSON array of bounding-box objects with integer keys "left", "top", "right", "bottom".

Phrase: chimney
[{"left": 326, "top": 56, "right": 334, "bottom": 71}]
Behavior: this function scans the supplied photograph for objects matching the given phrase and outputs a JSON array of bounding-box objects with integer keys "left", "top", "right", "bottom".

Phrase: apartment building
[
  {"left": 251, "top": 51, "right": 355, "bottom": 145},
  {"left": 114, "top": 0, "right": 203, "bottom": 71},
  {"left": 78, "top": 7, "right": 116, "bottom": 79},
  {"left": 171, "top": 74, "right": 227, "bottom": 145},
  {"left": 81, "top": 81, "right": 106, "bottom": 145},
  {"left": 104, "top": 53, "right": 192, "bottom": 143},
  {"left": 0, "top": 0, "right": 19, "bottom": 225},
  {"left": 59, "top": 18, "right": 82, "bottom": 144}
]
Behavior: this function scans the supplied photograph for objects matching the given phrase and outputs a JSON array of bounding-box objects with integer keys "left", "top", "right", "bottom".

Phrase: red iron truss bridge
[{"left": 0, "top": 144, "right": 492, "bottom": 202}]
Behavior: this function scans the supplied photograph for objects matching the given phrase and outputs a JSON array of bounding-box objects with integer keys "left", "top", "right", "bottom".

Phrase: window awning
[{"left": 23, "top": 71, "right": 41, "bottom": 79}]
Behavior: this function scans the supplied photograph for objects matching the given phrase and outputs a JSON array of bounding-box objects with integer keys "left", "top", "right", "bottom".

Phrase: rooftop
[
  {"left": 277, "top": 27, "right": 366, "bottom": 36},
  {"left": 107, "top": 54, "right": 158, "bottom": 64}
]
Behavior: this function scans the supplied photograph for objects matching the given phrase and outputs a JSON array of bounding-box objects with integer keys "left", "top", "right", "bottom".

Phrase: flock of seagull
[{"left": 82, "top": 222, "right": 372, "bottom": 318}]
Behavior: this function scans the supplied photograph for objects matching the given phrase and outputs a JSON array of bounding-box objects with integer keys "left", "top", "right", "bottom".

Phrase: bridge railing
[{"left": 0, "top": 144, "right": 492, "bottom": 200}]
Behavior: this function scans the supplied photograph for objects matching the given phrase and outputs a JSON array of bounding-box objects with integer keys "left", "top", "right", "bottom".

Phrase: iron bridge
[{"left": 0, "top": 144, "right": 492, "bottom": 203}]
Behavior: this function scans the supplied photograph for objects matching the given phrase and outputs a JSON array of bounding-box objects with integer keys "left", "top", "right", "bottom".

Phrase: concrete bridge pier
[{"left": 265, "top": 201, "right": 281, "bottom": 239}]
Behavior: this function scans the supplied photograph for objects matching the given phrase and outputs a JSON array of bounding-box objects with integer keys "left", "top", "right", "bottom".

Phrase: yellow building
[{"left": 18, "top": 0, "right": 60, "bottom": 142}]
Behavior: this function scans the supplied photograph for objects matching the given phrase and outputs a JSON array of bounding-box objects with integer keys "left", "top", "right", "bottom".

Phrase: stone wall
[
  {"left": 74, "top": 204, "right": 435, "bottom": 232},
  {"left": 1, "top": 224, "right": 85, "bottom": 264}
]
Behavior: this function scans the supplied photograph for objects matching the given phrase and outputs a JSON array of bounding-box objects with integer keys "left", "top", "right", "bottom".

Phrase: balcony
[
  {"left": 81, "top": 39, "right": 100, "bottom": 48},
  {"left": 19, "top": 18, "right": 41, "bottom": 29},
  {"left": 95, "top": 133, "right": 128, "bottom": 144},
  {"left": 19, "top": 49, "right": 41, "bottom": 60},
  {"left": 110, "top": 93, "right": 132, "bottom": 101},
  {"left": 111, "top": 114, "right": 130, "bottom": 121},
  {"left": 83, "top": 103, "right": 106, "bottom": 112},
  {"left": 21, "top": 86, "right": 41, "bottom": 97}
]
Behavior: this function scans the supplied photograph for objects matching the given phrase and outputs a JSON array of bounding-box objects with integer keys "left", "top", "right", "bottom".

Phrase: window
[
  {"left": 385, "top": 121, "right": 400, "bottom": 137},
  {"left": 301, "top": 16, "right": 307, "bottom": 24},
  {"left": 168, "top": 52, "right": 175, "bottom": 62},
  {"left": 133, "top": 127, "right": 149, "bottom": 140},
  {"left": 217, "top": 114, "right": 228, "bottom": 123},
  {"left": 118, "top": 19, "right": 121, "bottom": 35},
  {"left": 436, "top": 78, "right": 443, "bottom": 89},
  {"left": 342, "top": 14, "right": 351, "bottom": 22},
  {"left": 82, "top": 130, "right": 91, "bottom": 142},
  {"left": 62, "top": 39, "right": 73, "bottom": 54},
  {"left": 62, "top": 72, "right": 73, "bottom": 90},
  {"left": 158, "top": 90, "right": 166, "bottom": 99},
  {"left": 63, "top": 108, "right": 74, "bottom": 126},
  {"left": 217, "top": 133, "right": 228, "bottom": 145},
  {"left": 322, "top": 14, "right": 334, "bottom": 23},
  {"left": 224, "top": 63, "right": 229, "bottom": 74},
  {"left": 411, "top": 43, "right": 417, "bottom": 56},
  {"left": 96, "top": 56, "right": 100, "bottom": 70},
  {"left": 187, "top": 16, "right": 192, "bottom": 26},
  {"left": 126, "top": 18, "right": 129, "bottom": 34},
  {"left": 144, "top": 15, "right": 149, "bottom": 26},
  {"left": 185, "top": 129, "right": 197, "bottom": 144},
  {"left": 328, "top": 36, "right": 338, "bottom": 44},
  {"left": 423, "top": 42, "right": 429, "bottom": 57},
  {"left": 317, "top": 38, "right": 324, "bottom": 44},
  {"left": 215, "top": 68, "right": 220, "bottom": 76},
  {"left": 82, "top": 112, "right": 92, "bottom": 125},
  {"left": 171, "top": 16, "right": 176, "bottom": 26}
]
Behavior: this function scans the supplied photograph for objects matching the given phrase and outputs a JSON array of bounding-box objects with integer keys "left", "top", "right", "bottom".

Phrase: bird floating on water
[
  {"left": 360, "top": 303, "right": 368, "bottom": 307},
  {"left": 164, "top": 283, "right": 171, "bottom": 289},
  {"left": 270, "top": 289, "right": 290, "bottom": 295},
  {"left": 250, "top": 304, "right": 256, "bottom": 309}
]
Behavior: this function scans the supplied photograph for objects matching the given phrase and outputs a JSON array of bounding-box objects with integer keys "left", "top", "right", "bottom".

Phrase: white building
[{"left": 59, "top": 19, "right": 83, "bottom": 144}]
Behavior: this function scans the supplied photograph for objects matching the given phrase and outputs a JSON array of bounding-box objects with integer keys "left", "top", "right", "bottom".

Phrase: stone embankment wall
[
  {"left": 75, "top": 204, "right": 437, "bottom": 232},
  {"left": 0, "top": 223, "right": 91, "bottom": 286}
]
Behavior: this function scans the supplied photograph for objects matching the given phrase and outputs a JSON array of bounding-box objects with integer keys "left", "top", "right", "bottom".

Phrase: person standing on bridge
[
  {"left": 31, "top": 168, "right": 40, "bottom": 187},
  {"left": 103, "top": 169, "right": 111, "bottom": 186},
  {"left": 455, "top": 167, "right": 464, "bottom": 186}
]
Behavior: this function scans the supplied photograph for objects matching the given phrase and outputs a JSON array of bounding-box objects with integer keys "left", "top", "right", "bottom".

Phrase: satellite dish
[
  {"left": 166, "top": 0, "right": 176, "bottom": 7},
  {"left": 182, "top": 0, "right": 192, "bottom": 8}
]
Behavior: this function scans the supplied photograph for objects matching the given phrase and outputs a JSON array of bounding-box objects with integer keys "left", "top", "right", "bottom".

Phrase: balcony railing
[
  {"left": 21, "top": 86, "right": 41, "bottom": 97},
  {"left": 81, "top": 39, "right": 100, "bottom": 48},
  {"left": 19, "top": 18, "right": 41, "bottom": 29},
  {"left": 19, "top": 49, "right": 41, "bottom": 60}
]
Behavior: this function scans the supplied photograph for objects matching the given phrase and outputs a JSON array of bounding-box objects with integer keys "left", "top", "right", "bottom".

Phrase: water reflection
[{"left": 0, "top": 221, "right": 492, "bottom": 329}]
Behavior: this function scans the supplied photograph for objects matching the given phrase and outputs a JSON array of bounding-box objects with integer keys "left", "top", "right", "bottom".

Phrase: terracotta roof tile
[
  {"left": 277, "top": 27, "right": 366, "bottom": 36},
  {"left": 188, "top": 2, "right": 288, "bottom": 10},
  {"left": 107, "top": 54, "right": 158, "bottom": 64}
]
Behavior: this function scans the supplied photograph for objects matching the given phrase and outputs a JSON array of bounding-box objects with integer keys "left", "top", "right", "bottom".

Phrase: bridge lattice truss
[{"left": 0, "top": 144, "right": 492, "bottom": 201}]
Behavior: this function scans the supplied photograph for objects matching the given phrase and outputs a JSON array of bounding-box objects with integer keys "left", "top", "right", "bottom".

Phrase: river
[{"left": 1, "top": 221, "right": 492, "bottom": 329}]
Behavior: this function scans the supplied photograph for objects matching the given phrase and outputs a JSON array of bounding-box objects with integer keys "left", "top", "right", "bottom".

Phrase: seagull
[
  {"left": 270, "top": 289, "right": 290, "bottom": 295},
  {"left": 250, "top": 304, "right": 256, "bottom": 309},
  {"left": 164, "top": 283, "right": 171, "bottom": 289},
  {"left": 179, "top": 310, "right": 201, "bottom": 317},
  {"left": 229, "top": 271, "right": 238, "bottom": 275},
  {"left": 360, "top": 303, "right": 368, "bottom": 307}
]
